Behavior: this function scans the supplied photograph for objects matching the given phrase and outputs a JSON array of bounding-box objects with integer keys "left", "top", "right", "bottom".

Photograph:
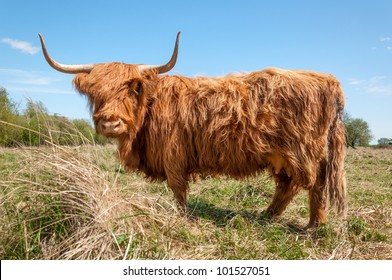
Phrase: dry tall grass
[
  {"left": 1, "top": 118, "right": 391, "bottom": 259},
  {"left": 1, "top": 143, "right": 186, "bottom": 259}
]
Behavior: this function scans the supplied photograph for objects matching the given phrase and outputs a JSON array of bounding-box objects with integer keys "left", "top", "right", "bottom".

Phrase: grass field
[{"left": 0, "top": 143, "right": 391, "bottom": 260}]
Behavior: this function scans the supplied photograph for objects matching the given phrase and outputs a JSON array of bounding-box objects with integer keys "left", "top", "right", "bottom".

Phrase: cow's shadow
[
  {"left": 187, "top": 199, "right": 304, "bottom": 232},
  {"left": 187, "top": 199, "right": 262, "bottom": 227}
]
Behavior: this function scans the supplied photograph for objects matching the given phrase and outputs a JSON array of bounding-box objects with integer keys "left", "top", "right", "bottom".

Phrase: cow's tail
[{"left": 325, "top": 92, "right": 347, "bottom": 217}]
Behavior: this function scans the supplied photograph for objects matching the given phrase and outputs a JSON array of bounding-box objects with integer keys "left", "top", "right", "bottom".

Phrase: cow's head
[{"left": 38, "top": 33, "right": 180, "bottom": 139}]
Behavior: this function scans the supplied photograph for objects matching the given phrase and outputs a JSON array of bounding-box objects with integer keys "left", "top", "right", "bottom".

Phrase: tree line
[
  {"left": 1, "top": 86, "right": 390, "bottom": 148},
  {"left": 0, "top": 87, "right": 108, "bottom": 147}
]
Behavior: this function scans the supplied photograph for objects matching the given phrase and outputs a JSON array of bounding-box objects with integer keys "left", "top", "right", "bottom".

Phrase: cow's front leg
[
  {"left": 166, "top": 174, "right": 189, "bottom": 212},
  {"left": 266, "top": 172, "right": 301, "bottom": 219}
]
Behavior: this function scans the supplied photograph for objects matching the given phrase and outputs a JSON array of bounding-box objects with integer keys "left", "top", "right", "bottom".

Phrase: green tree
[
  {"left": 0, "top": 87, "right": 25, "bottom": 146},
  {"left": 72, "top": 119, "right": 95, "bottom": 143},
  {"left": 377, "top": 138, "right": 392, "bottom": 146},
  {"left": 73, "top": 119, "right": 109, "bottom": 145},
  {"left": 343, "top": 112, "right": 373, "bottom": 148}
]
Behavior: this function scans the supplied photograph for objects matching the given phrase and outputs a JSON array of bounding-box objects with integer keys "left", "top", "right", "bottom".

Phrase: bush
[
  {"left": 0, "top": 87, "right": 108, "bottom": 147},
  {"left": 0, "top": 88, "right": 26, "bottom": 146}
]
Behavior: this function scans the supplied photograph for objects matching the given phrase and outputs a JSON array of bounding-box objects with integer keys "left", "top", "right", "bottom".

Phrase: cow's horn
[
  {"left": 138, "top": 32, "right": 180, "bottom": 74},
  {"left": 38, "top": 34, "right": 94, "bottom": 74}
]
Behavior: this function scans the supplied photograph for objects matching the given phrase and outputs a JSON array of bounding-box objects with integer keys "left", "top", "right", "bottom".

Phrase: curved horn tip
[
  {"left": 38, "top": 34, "right": 45, "bottom": 45},
  {"left": 157, "top": 31, "right": 181, "bottom": 74},
  {"left": 38, "top": 34, "right": 44, "bottom": 47},
  {"left": 37, "top": 34, "right": 94, "bottom": 74},
  {"left": 138, "top": 32, "right": 181, "bottom": 74},
  {"left": 175, "top": 32, "right": 181, "bottom": 45}
]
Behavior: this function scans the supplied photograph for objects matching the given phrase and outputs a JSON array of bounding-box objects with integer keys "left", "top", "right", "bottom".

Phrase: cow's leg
[
  {"left": 266, "top": 172, "right": 301, "bottom": 218},
  {"left": 166, "top": 174, "right": 189, "bottom": 212},
  {"left": 308, "top": 188, "right": 327, "bottom": 228},
  {"left": 307, "top": 159, "right": 328, "bottom": 228}
]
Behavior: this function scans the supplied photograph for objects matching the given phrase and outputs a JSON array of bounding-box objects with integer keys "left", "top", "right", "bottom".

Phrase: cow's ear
[{"left": 128, "top": 79, "right": 143, "bottom": 96}]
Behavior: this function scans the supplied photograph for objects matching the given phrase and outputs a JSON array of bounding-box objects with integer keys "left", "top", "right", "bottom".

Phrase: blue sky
[{"left": 1, "top": 0, "right": 392, "bottom": 143}]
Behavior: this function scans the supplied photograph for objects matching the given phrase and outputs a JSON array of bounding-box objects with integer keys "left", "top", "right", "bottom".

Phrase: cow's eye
[{"left": 128, "top": 80, "right": 142, "bottom": 96}]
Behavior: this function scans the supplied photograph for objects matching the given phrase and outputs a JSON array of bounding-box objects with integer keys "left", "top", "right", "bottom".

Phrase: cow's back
[{"left": 145, "top": 68, "right": 343, "bottom": 184}]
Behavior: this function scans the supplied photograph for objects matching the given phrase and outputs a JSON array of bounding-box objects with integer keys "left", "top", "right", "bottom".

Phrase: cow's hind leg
[
  {"left": 307, "top": 159, "right": 328, "bottom": 228},
  {"left": 266, "top": 172, "right": 301, "bottom": 219}
]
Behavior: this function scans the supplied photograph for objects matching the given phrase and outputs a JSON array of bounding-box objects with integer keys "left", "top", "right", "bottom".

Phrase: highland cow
[{"left": 39, "top": 32, "right": 347, "bottom": 228}]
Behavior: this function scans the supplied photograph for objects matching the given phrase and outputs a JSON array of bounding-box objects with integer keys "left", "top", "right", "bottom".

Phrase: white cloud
[
  {"left": 6, "top": 86, "right": 75, "bottom": 95},
  {"left": 1, "top": 38, "right": 39, "bottom": 55},
  {"left": 0, "top": 68, "right": 62, "bottom": 86},
  {"left": 369, "top": 76, "right": 386, "bottom": 83},
  {"left": 18, "top": 77, "right": 62, "bottom": 86},
  {"left": 0, "top": 68, "right": 61, "bottom": 85},
  {"left": 367, "top": 85, "right": 392, "bottom": 94},
  {"left": 346, "top": 76, "right": 392, "bottom": 96},
  {"left": 0, "top": 68, "right": 74, "bottom": 95},
  {"left": 380, "top": 37, "right": 392, "bottom": 42},
  {"left": 378, "top": 37, "right": 392, "bottom": 50},
  {"left": 346, "top": 78, "right": 365, "bottom": 86}
]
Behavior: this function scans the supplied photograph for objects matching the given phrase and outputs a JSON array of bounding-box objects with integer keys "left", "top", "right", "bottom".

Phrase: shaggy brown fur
[{"left": 73, "top": 63, "right": 347, "bottom": 228}]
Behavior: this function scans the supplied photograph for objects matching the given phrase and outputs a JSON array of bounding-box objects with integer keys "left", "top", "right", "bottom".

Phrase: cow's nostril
[
  {"left": 100, "top": 122, "right": 108, "bottom": 131},
  {"left": 100, "top": 119, "right": 122, "bottom": 133},
  {"left": 113, "top": 121, "right": 120, "bottom": 128}
]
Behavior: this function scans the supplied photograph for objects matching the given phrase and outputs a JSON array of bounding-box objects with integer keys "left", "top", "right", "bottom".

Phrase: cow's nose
[{"left": 99, "top": 120, "right": 121, "bottom": 134}]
